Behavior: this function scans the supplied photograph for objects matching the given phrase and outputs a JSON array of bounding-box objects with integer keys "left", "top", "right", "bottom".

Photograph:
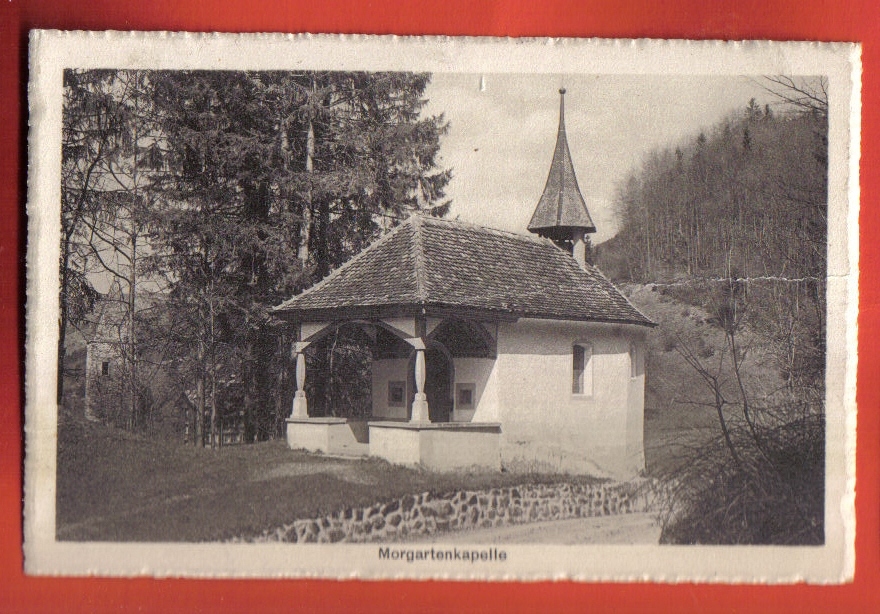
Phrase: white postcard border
[{"left": 24, "top": 32, "right": 859, "bottom": 582}]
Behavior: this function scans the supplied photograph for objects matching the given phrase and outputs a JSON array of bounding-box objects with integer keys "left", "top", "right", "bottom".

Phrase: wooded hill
[
  {"left": 597, "top": 81, "right": 827, "bottom": 403},
  {"left": 597, "top": 90, "right": 827, "bottom": 285},
  {"left": 596, "top": 80, "right": 828, "bottom": 543}
]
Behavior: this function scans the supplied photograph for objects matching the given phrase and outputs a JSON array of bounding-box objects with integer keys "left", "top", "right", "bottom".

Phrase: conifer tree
[{"left": 147, "top": 70, "right": 451, "bottom": 440}]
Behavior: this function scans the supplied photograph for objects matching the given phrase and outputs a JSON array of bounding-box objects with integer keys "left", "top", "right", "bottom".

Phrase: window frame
[
  {"left": 387, "top": 380, "right": 406, "bottom": 408},
  {"left": 455, "top": 382, "right": 477, "bottom": 410},
  {"left": 571, "top": 342, "right": 593, "bottom": 397},
  {"left": 630, "top": 342, "right": 640, "bottom": 379}
]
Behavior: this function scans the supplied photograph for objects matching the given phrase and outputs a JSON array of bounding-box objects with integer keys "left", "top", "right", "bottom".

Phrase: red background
[{"left": 2, "top": 1, "right": 878, "bottom": 612}]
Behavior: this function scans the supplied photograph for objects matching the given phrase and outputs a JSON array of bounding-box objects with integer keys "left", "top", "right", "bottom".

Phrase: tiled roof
[
  {"left": 81, "top": 290, "right": 131, "bottom": 344},
  {"left": 527, "top": 89, "right": 596, "bottom": 239},
  {"left": 274, "top": 216, "right": 653, "bottom": 327}
]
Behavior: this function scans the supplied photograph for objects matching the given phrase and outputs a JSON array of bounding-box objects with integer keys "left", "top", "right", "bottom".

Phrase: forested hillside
[
  {"left": 599, "top": 78, "right": 828, "bottom": 544},
  {"left": 598, "top": 79, "right": 827, "bottom": 408},
  {"left": 598, "top": 89, "right": 826, "bottom": 285}
]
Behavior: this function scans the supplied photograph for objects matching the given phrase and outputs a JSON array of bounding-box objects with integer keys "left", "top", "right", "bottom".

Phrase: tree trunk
[
  {"left": 714, "top": 382, "right": 742, "bottom": 470},
  {"left": 209, "top": 290, "right": 218, "bottom": 449},
  {"left": 274, "top": 330, "right": 288, "bottom": 435},
  {"left": 297, "top": 97, "right": 315, "bottom": 267},
  {"left": 210, "top": 365, "right": 217, "bottom": 449},
  {"left": 57, "top": 243, "right": 71, "bottom": 406},
  {"left": 195, "top": 333, "right": 205, "bottom": 447},
  {"left": 129, "top": 232, "right": 138, "bottom": 431},
  {"left": 316, "top": 198, "right": 331, "bottom": 278},
  {"left": 128, "top": 79, "right": 140, "bottom": 431},
  {"left": 242, "top": 337, "right": 256, "bottom": 443}
]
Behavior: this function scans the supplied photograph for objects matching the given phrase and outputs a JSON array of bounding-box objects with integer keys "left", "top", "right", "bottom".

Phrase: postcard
[{"left": 25, "top": 32, "right": 859, "bottom": 581}]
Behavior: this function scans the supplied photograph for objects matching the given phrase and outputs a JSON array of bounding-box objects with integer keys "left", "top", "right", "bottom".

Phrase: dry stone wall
[{"left": 246, "top": 480, "right": 657, "bottom": 544}]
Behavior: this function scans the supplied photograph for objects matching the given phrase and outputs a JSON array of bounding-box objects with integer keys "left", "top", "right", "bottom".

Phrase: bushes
[
  {"left": 646, "top": 275, "right": 825, "bottom": 545},
  {"left": 659, "top": 414, "right": 824, "bottom": 545}
]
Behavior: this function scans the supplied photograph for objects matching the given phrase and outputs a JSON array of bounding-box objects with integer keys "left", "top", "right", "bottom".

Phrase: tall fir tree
[{"left": 147, "top": 70, "right": 451, "bottom": 441}]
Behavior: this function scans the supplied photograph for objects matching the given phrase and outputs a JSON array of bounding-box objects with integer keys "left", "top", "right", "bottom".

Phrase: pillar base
[
  {"left": 410, "top": 393, "right": 430, "bottom": 423},
  {"left": 291, "top": 391, "right": 308, "bottom": 419}
]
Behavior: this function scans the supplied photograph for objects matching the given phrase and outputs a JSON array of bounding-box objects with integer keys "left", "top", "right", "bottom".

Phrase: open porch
[{"left": 282, "top": 313, "right": 503, "bottom": 471}]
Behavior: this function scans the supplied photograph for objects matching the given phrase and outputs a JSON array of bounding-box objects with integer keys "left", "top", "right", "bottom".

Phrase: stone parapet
[
  {"left": 243, "top": 480, "right": 658, "bottom": 544},
  {"left": 368, "top": 421, "right": 502, "bottom": 470},
  {"left": 286, "top": 418, "right": 369, "bottom": 456}
]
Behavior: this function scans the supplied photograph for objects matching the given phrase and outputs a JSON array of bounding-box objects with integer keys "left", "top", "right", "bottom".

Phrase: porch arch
[
  {"left": 301, "top": 321, "right": 376, "bottom": 419},
  {"left": 300, "top": 319, "right": 412, "bottom": 345},
  {"left": 291, "top": 316, "right": 497, "bottom": 424},
  {"left": 427, "top": 318, "right": 496, "bottom": 359}
]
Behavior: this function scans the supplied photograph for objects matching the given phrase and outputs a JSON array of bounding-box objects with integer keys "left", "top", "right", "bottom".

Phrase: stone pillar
[
  {"left": 410, "top": 347, "right": 430, "bottom": 423},
  {"left": 291, "top": 341, "right": 310, "bottom": 419}
]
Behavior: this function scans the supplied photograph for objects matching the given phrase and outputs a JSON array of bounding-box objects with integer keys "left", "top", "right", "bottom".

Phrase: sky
[{"left": 422, "top": 74, "right": 776, "bottom": 244}]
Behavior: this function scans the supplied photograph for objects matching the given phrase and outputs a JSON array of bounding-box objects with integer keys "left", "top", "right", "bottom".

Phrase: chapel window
[
  {"left": 572, "top": 343, "right": 593, "bottom": 395},
  {"left": 101, "top": 361, "right": 110, "bottom": 376},
  {"left": 455, "top": 383, "right": 476, "bottom": 410},
  {"left": 387, "top": 381, "right": 406, "bottom": 408},
  {"left": 630, "top": 343, "right": 641, "bottom": 379}
]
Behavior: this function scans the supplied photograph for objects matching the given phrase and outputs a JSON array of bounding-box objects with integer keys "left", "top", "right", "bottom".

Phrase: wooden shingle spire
[{"left": 527, "top": 89, "right": 596, "bottom": 264}]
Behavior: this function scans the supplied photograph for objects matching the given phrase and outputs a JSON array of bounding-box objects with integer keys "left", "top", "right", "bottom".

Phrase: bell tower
[{"left": 527, "top": 88, "right": 596, "bottom": 267}]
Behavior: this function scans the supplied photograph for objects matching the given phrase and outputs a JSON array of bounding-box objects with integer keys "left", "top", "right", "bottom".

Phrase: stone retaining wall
[{"left": 246, "top": 480, "right": 657, "bottom": 544}]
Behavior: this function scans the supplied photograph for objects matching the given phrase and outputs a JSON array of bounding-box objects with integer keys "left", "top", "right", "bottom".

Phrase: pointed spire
[{"left": 527, "top": 88, "right": 596, "bottom": 242}]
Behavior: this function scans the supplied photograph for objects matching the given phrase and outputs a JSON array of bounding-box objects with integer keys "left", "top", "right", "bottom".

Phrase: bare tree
[
  {"left": 61, "top": 69, "right": 168, "bottom": 429},
  {"left": 759, "top": 76, "right": 828, "bottom": 119}
]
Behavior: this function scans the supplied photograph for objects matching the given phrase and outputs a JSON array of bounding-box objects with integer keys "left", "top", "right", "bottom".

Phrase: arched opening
[
  {"left": 304, "top": 322, "right": 375, "bottom": 419},
  {"left": 429, "top": 318, "right": 496, "bottom": 358}
]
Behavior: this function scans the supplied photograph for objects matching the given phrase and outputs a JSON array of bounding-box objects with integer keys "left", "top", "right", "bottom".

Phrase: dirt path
[{"left": 408, "top": 513, "right": 661, "bottom": 545}]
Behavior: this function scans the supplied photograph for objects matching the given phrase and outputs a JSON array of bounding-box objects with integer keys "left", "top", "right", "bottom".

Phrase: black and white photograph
[{"left": 24, "top": 34, "right": 858, "bottom": 581}]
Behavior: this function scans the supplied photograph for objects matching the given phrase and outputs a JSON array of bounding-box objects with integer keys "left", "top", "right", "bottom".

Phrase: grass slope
[
  {"left": 628, "top": 283, "right": 784, "bottom": 477},
  {"left": 57, "top": 417, "right": 600, "bottom": 542}
]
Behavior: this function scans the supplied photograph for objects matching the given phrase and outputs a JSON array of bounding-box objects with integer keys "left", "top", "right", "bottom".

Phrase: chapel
[{"left": 274, "top": 89, "right": 654, "bottom": 477}]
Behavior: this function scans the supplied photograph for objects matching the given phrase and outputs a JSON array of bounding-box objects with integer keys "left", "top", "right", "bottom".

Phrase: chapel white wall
[
  {"left": 626, "top": 342, "right": 647, "bottom": 472},
  {"left": 371, "top": 355, "right": 499, "bottom": 421},
  {"left": 495, "top": 318, "right": 646, "bottom": 478},
  {"left": 371, "top": 358, "right": 409, "bottom": 420}
]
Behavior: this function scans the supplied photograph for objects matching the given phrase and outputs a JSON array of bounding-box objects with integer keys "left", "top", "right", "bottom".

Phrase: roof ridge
[
  {"left": 272, "top": 217, "right": 416, "bottom": 311},
  {"left": 581, "top": 261, "right": 655, "bottom": 324},
  {"left": 420, "top": 215, "right": 558, "bottom": 247}
]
